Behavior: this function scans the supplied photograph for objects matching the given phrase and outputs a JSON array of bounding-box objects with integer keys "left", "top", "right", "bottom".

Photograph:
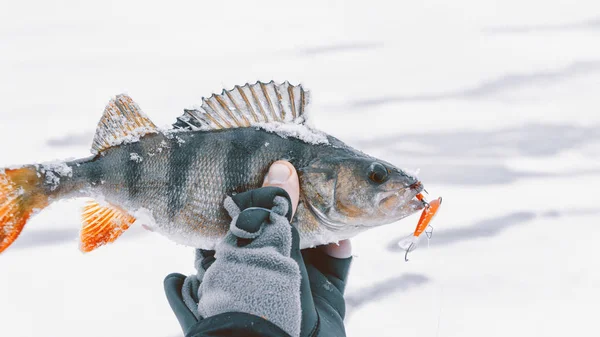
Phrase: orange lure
[
  {"left": 414, "top": 193, "right": 442, "bottom": 237},
  {"left": 398, "top": 193, "right": 443, "bottom": 261}
]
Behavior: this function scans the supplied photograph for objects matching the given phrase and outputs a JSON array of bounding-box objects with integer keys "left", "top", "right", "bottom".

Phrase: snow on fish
[{"left": 0, "top": 81, "right": 441, "bottom": 254}]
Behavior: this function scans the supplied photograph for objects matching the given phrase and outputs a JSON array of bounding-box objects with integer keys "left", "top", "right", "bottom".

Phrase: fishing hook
[
  {"left": 425, "top": 225, "right": 434, "bottom": 239},
  {"left": 404, "top": 242, "right": 415, "bottom": 262}
]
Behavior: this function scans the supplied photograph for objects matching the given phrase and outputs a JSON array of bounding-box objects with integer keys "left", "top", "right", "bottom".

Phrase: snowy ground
[{"left": 1, "top": 1, "right": 599, "bottom": 336}]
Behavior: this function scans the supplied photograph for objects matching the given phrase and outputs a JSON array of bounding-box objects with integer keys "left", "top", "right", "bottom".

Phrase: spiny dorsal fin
[
  {"left": 173, "top": 81, "right": 311, "bottom": 131},
  {"left": 91, "top": 95, "right": 158, "bottom": 154},
  {"left": 80, "top": 201, "right": 136, "bottom": 253}
]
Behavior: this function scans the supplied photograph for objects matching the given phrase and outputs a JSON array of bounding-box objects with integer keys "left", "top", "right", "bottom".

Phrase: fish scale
[
  {"left": 0, "top": 81, "right": 436, "bottom": 254},
  {"left": 66, "top": 129, "right": 329, "bottom": 247}
]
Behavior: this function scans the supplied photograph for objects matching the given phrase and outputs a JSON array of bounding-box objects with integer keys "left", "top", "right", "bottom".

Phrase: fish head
[{"left": 299, "top": 155, "right": 425, "bottom": 234}]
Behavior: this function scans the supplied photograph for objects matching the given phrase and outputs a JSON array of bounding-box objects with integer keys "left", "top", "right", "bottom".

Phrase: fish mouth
[
  {"left": 378, "top": 181, "right": 426, "bottom": 217},
  {"left": 409, "top": 181, "right": 427, "bottom": 212},
  {"left": 407, "top": 181, "right": 427, "bottom": 212},
  {"left": 407, "top": 197, "right": 426, "bottom": 213},
  {"left": 408, "top": 181, "right": 425, "bottom": 194}
]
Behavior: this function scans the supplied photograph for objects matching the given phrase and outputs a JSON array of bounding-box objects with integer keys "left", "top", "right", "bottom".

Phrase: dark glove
[
  {"left": 298, "top": 241, "right": 352, "bottom": 337},
  {"left": 164, "top": 249, "right": 215, "bottom": 326},
  {"left": 164, "top": 187, "right": 352, "bottom": 337}
]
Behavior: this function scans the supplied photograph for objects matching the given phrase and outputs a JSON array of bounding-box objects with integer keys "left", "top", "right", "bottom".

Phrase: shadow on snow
[
  {"left": 386, "top": 208, "right": 600, "bottom": 252},
  {"left": 345, "top": 273, "right": 430, "bottom": 318},
  {"left": 345, "top": 61, "right": 600, "bottom": 107},
  {"left": 484, "top": 17, "right": 600, "bottom": 34}
]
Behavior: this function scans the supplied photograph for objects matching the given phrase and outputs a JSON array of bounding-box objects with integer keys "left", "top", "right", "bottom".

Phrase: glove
[
  {"left": 198, "top": 187, "right": 303, "bottom": 337},
  {"left": 165, "top": 166, "right": 352, "bottom": 337}
]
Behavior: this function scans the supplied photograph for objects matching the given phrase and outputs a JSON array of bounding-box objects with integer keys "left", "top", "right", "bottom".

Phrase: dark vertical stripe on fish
[
  {"left": 167, "top": 139, "right": 195, "bottom": 220},
  {"left": 224, "top": 133, "right": 257, "bottom": 195},
  {"left": 87, "top": 159, "right": 104, "bottom": 186},
  {"left": 222, "top": 138, "right": 236, "bottom": 194},
  {"left": 126, "top": 143, "right": 143, "bottom": 198}
]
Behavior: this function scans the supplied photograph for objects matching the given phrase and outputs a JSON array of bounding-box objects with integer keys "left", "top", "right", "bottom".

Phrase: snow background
[{"left": 1, "top": 0, "right": 599, "bottom": 336}]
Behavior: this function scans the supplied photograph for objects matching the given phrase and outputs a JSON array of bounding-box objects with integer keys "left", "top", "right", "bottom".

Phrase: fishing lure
[{"left": 398, "top": 194, "right": 443, "bottom": 261}]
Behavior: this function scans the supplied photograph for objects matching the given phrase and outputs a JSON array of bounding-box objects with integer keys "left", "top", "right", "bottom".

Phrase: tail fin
[{"left": 0, "top": 167, "right": 49, "bottom": 253}]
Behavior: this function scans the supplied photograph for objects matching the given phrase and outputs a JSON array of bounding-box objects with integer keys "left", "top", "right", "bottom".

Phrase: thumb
[
  {"left": 263, "top": 160, "right": 300, "bottom": 218},
  {"left": 264, "top": 161, "right": 319, "bottom": 336}
]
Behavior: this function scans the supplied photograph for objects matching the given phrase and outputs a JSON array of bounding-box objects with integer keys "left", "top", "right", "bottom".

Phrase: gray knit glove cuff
[
  {"left": 196, "top": 188, "right": 302, "bottom": 337},
  {"left": 180, "top": 249, "right": 215, "bottom": 320}
]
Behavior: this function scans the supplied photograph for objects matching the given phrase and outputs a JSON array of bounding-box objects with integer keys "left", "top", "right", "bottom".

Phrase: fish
[{"left": 0, "top": 81, "right": 439, "bottom": 254}]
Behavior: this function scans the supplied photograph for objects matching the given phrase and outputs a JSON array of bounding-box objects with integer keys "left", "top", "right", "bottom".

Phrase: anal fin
[{"left": 80, "top": 201, "right": 136, "bottom": 253}]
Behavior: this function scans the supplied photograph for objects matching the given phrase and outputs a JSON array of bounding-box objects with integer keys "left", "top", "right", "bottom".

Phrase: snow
[
  {"left": 130, "top": 153, "right": 143, "bottom": 163},
  {"left": 92, "top": 126, "right": 157, "bottom": 155},
  {"left": 44, "top": 171, "right": 60, "bottom": 189},
  {"left": 35, "top": 161, "right": 74, "bottom": 190},
  {"left": 255, "top": 122, "right": 329, "bottom": 145},
  {"left": 131, "top": 207, "right": 158, "bottom": 231},
  {"left": 38, "top": 161, "right": 73, "bottom": 178},
  {"left": 1, "top": 1, "right": 599, "bottom": 337}
]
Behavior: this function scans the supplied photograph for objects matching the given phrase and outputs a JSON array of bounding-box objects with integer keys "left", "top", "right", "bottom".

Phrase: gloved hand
[{"left": 164, "top": 161, "right": 352, "bottom": 337}]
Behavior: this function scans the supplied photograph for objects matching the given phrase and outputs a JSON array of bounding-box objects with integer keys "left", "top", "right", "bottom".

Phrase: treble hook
[
  {"left": 404, "top": 242, "right": 415, "bottom": 262},
  {"left": 425, "top": 225, "right": 434, "bottom": 239}
]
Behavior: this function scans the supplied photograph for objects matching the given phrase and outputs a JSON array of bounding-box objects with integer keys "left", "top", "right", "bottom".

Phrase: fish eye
[{"left": 368, "top": 162, "right": 389, "bottom": 184}]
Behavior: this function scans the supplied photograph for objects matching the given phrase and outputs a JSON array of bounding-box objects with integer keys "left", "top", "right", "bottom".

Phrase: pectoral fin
[{"left": 80, "top": 201, "right": 136, "bottom": 253}]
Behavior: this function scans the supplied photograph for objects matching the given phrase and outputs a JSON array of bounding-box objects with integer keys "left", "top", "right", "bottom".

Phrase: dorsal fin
[
  {"left": 173, "top": 81, "right": 310, "bottom": 131},
  {"left": 91, "top": 95, "right": 158, "bottom": 154}
]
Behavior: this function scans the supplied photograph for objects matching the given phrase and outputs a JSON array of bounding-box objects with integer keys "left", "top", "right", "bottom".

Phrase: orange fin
[
  {"left": 0, "top": 167, "right": 49, "bottom": 253},
  {"left": 80, "top": 201, "right": 136, "bottom": 253}
]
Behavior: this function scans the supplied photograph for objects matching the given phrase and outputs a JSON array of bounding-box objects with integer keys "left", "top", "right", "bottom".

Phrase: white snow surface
[{"left": 1, "top": 1, "right": 600, "bottom": 337}]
